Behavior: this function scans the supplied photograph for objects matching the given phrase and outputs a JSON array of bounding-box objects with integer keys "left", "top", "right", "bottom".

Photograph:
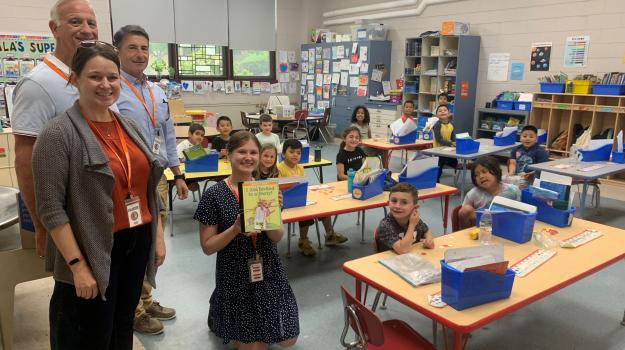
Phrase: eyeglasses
[{"left": 79, "top": 40, "right": 118, "bottom": 52}]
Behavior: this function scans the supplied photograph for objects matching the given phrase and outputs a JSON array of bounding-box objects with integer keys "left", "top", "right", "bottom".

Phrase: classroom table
[
  {"left": 164, "top": 158, "right": 333, "bottom": 235},
  {"left": 527, "top": 158, "right": 625, "bottom": 218},
  {"left": 175, "top": 125, "right": 219, "bottom": 139},
  {"left": 360, "top": 139, "right": 433, "bottom": 169},
  {"left": 421, "top": 138, "right": 519, "bottom": 199},
  {"left": 343, "top": 218, "right": 625, "bottom": 350},
  {"left": 281, "top": 181, "right": 458, "bottom": 257}
]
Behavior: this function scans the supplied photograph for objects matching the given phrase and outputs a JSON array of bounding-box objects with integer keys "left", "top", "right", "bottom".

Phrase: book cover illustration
[{"left": 238, "top": 180, "right": 282, "bottom": 233}]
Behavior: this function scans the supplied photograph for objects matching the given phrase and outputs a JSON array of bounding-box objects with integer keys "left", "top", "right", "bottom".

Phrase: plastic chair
[
  {"left": 340, "top": 286, "right": 436, "bottom": 350},
  {"left": 315, "top": 107, "right": 332, "bottom": 143},
  {"left": 282, "top": 110, "right": 310, "bottom": 141},
  {"left": 451, "top": 205, "right": 462, "bottom": 232},
  {"left": 573, "top": 178, "right": 600, "bottom": 213},
  {"left": 240, "top": 111, "right": 259, "bottom": 133}
]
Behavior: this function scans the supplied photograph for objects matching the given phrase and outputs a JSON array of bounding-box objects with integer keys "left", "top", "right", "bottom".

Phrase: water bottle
[
  {"left": 347, "top": 168, "right": 356, "bottom": 193},
  {"left": 314, "top": 146, "right": 322, "bottom": 162},
  {"left": 569, "top": 145, "right": 579, "bottom": 164},
  {"left": 386, "top": 125, "right": 392, "bottom": 142},
  {"left": 479, "top": 209, "right": 493, "bottom": 245}
]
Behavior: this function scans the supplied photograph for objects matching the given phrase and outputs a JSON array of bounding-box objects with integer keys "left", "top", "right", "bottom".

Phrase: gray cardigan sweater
[{"left": 32, "top": 101, "right": 164, "bottom": 299}]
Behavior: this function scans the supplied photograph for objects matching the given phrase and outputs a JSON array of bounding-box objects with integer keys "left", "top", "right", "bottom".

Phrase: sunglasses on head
[{"left": 79, "top": 40, "right": 117, "bottom": 51}]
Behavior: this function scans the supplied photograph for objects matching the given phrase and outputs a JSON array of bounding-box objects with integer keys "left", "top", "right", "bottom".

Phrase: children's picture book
[
  {"left": 182, "top": 144, "right": 207, "bottom": 161},
  {"left": 238, "top": 180, "right": 282, "bottom": 233}
]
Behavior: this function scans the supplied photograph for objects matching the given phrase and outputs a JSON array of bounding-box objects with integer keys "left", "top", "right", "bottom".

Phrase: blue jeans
[{"left": 49, "top": 224, "right": 151, "bottom": 350}]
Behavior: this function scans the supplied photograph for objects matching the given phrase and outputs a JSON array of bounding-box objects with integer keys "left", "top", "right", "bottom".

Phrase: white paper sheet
[
  {"left": 456, "top": 132, "right": 471, "bottom": 139},
  {"left": 617, "top": 130, "right": 623, "bottom": 152},
  {"left": 496, "top": 126, "right": 517, "bottom": 137},
  {"left": 390, "top": 118, "right": 417, "bottom": 137},
  {"left": 404, "top": 156, "right": 439, "bottom": 178},
  {"left": 583, "top": 139, "right": 613, "bottom": 151}
]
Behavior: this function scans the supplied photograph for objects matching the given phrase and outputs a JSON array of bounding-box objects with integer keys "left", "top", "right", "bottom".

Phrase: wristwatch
[
  {"left": 68, "top": 256, "right": 82, "bottom": 266},
  {"left": 174, "top": 174, "right": 185, "bottom": 181}
]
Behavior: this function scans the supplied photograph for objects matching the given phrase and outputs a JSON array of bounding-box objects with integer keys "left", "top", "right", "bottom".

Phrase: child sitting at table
[
  {"left": 255, "top": 114, "right": 281, "bottom": 149},
  {"left": 278, "top": 139, "right": 347, "bottom": 256},
  {"left": 336, "top": 127, "right": 366, "bottom": 181},
  {"left": 254, "top": 143, "right": 279, "bottom": 180},
  {"left": 401, "top": 100, "right": 415, "bottom": 121},
  {"left": 212, "top": 116, "right": 233, "bottom": 158},
  {"left": 376, "top": 183, "right": 434, "bottom": 253},
  {"left": 432, "top": 104, "right": 458, "bottom": 182},
  {"left": 458, "top": 156, "right": 521, "bottom": 229},
  {"left": 176, "top": 123, "right": 206, "bottom": 161},
  {"left": 350, "top": 106, "right": 371, "bottom": 139},
  {"left": 507, "top": 125, "right": 549, "bottom": 188}
]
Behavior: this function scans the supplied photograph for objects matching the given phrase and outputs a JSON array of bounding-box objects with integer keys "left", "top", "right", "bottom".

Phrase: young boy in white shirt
[
  {"left": 176, "top": 123, "right": 206, "bottom": 161},
  {"left": 255, "top": 114, "right": 281, "bottom": 149}
]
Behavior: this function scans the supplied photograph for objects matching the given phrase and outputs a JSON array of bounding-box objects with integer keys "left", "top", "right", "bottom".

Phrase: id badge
[
  {"left": 125, "top": 196, "right": 143, "bottom": 228},
  {"left": 152, "top": 129, "right": 162, "bottom": 154},
  {"left": 248, "top": 254, "right": 263, "bottom": 282}
]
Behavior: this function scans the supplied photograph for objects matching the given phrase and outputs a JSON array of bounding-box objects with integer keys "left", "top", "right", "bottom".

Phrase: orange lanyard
[
  {"left": 43, "top": 57, "right": 69, "bottom": 81},
  {"left": 84, "top": 109, "right": 134, "bottom": 197},
  {"left": 122, "top": 77, "right": 157, "bottom": 128}
]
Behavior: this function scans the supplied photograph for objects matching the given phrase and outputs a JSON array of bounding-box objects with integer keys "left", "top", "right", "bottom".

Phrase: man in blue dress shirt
[{"left": 114, "top": 24, "right": 188, "bottom": 335}]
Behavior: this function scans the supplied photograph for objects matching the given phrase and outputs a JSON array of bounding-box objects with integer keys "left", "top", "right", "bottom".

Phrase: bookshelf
[
  {"left": 529, "top": 92, "right": 625, "bottom": 185},
  {"left": 403, "top": 34, "right": 480, "bottom": 134},
  {"left": 473, "top": 108, "right": 529, "bottom": 139}
]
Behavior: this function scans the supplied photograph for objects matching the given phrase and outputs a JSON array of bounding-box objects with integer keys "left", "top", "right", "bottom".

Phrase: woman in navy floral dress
[{"left": 194, "top": 131, "right": 299, "bottom": 349}]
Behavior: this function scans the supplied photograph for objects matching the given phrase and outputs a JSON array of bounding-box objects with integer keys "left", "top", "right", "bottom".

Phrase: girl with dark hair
[
  {"left": 458, "top": 156, "right": 520, "bottom": 229},
  {"left": 336, "top": 127, "right": 366, "bottom": 181},
  {"left": 350, "top": 105, "right": 371, "bottom": 139}
]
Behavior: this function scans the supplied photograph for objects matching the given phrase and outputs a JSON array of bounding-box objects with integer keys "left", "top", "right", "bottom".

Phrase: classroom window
[
  {"left": 145, "top": 42, "right": 170, "bottom": 77},
  {"left": 232, "top": 49, "right": 271, "bottom": 77},
  {"left": 176, "top": 44, "right": 225, "bottom": 77}
]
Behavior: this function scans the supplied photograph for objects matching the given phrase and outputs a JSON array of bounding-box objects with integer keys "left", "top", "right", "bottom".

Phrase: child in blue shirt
[{"left": 507, "top": 125, "right": 549, "bottom": 186}]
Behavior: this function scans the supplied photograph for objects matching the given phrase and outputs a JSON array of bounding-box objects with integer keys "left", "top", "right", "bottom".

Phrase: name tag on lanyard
[
  {"left": 248, "top": 253, "right": 264, "bottom": 282},
  {"left": 152, "top": 128, "right": 162, "bottom": 154},
  {"left": 125, "top": 195, "right": 143, "bottom": 227}
]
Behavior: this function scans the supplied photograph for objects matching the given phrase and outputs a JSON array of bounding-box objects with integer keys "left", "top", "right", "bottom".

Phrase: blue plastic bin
[
  {"left": 514, "top": 101, "right": 532, "bottom": 111},
  {"left": 579, "top": 144, "right": 612, "bottom": 162},
  {"left": 282, "top": 182, "right": 308, "bottom": 209},
  {"left": 456, "top": 138, "right": 480, "bottom": 154},
  {"left": 440, "top": 260, "right": 515, "bottom": 311},
  {"left": 592, "top": 84, "right": 625, "bottom": 96},
  {"left": 416, "top": 116, "right": 427, "bottom": 131},
  {"left": 612, "top": 151, "right": 625, "bottom": 164},
  {"left": 540, "top": 82, "right": 565, "bottom": 93},
  {"left": 537, "top": 132, "right": 547, "bottom": 145},
  {"left": 476, "top": 209, "right": 536, "bottom": 243},
  {"left": 520, "top": 189, "right": 575, "bottom": 227},
  {"left": 185, "top": 151, "right": 219, "bottom": 172},
  {"left": 421, "top": 130, "right": 433, "bottom": 141},
  {"left": 398, "top": 167, "right": 437, "bottom": 190},
  {"left": 352, "top": 170, "right": 387, "bottom": 200},
  {"left": 493, "top": 132, "right": 517, "bottom": 146},
  {"left": 447, "top": 104, "right": 455, "bottom": 113},
  {"left": 495, "top": 100, "right": 514, "bottom": 110},
  {"left": 391, "top": 130, "right": 417, "bottom": 145}
]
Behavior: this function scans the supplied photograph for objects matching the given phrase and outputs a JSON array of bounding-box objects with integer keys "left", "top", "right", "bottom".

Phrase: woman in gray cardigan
[{"left": 32, "top": 42, "right": 164, "bottom": 350}]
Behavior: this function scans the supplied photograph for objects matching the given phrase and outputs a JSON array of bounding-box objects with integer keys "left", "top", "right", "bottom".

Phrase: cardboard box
[{"left": 442, "top": 21, "right": 470, "bottom": 35}]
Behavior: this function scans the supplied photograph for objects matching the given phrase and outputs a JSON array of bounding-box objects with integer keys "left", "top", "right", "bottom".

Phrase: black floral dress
[{"left": 194, "top": 181, "right": 299, "bottom": 344}]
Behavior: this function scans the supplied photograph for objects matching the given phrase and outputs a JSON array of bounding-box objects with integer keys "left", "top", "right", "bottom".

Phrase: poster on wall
[
  {"left": 530, "top": 42, "right": 551, "bottom": 71},
  {"left": 0, "top": 34, "right": 56, "bottom": 81},
  {"left": 510, "top": 62, "right": 525, "bottom": 80},
  {"left": 486, "top": 53, "right": 510, "bottom": 81},
  {"left": 563, "top": 35, "right": 589, "bottom": 68}
]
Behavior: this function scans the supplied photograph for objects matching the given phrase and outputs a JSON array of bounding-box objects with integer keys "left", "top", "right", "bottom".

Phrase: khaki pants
[{"left": 135, "top": 175, "right": 169, "bottom": 318}]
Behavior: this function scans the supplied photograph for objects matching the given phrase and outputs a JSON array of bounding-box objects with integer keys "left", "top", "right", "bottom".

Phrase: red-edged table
[
  {"left": 343, "top": 218, "right": 625, "bottom": 349},
  {"left": 361, "top": 139, "right": 433, "bottom": 169}
]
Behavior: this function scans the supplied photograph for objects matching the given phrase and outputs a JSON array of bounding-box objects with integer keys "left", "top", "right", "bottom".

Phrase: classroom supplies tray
[
  {"left": 592, "top": 84, "right": 625, "bottom": 96},
  {"left": 185, "top": 151, "right": 219, "bottom": 173},
  {"left": 352, "top": 170, "right": 387, "bottom": 201},
  {"left": 493, "top": 132, "right": 516, "bottom": 146},
  {"left": 391, "top": 130, "right": 417, "bottom": 145},
  {"left": 521, "top": 189, "right": 575, "bottom": 227},
  {"left": 539, "top": 82, "right": 565, "bottom": 93},
  {"left": 612, "top": 151, "right": 625, "bottom": 164},
  {"left": 456, "top": 138, "right": 480, "bottom": 154},
  {"left": 495, "top": 100, "right": 514, "bottom": 110},
  {"left": 398, "top": 167, "right": 438, "bottom": 190},
  {"left": 579, "top": 144, "right": 612, "bottom": 162},
  {"left": 476, "top": 209, "right": 537, "bottom": 243},
  {"left": 282, "top": 182, "right": 308, "bottom": 209},
  {"left": 440, "top": 260, "right": 515, "bottom": 311}
]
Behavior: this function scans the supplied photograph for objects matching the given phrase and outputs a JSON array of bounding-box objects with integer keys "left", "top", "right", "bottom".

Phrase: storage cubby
[
  {"left": 421, "top": 57, "right": 438, "bottom": 75},
  {"left": 529, "top": 108, "right": 551, "bottom": 131},
  {"left": 440, "top": 36, "right": 458, "bottom": 56},
  {"left": 573, "top": 95, "right": 596, "bottom": 105},
  {"left": 590, "top": 112, "right": 617, "bottom": 138},
  {"left": 596, "top": 96, "right": 620, "bottom": 107},
  {"left": 553, "top": 94, "right": 573, "bottom": 104},
  {"left": 548, "top": 109, "right": 572, "bottom": 153},
  {"left": 534, "top": 93, "right": 554, "bottom": 103},
  {"left": 421, "top": 37, "right": 440, "bottom": 57}
]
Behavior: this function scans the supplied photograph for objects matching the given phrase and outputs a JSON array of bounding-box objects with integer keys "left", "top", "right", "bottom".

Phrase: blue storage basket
[
  {"left": 352, "top": 170, "right": 387, "bottom": 200},
  {"left": 185, "top": 151, "right": 219, "bottom": 172},
  {"left": 391, "top": 130, "right": 417, "bottom": 145},
  {"left": 440, "top": 260, "right": 515, "bottom": 311},
  {"left": 398, "top": 167, "right": 437, "bottom": 190},
  {"left": 514, "top": 101, "right": 532, "bottom": 111},
  {"left": 540, "top": 82, "right": 565, "bottom": 93},
  {"left": 456, "top": 138, "right": 480, "bottom": 154},
  {"left": 282, "top": 182, "right": 308, "bottom": 209},
  {"left": 537, "top": 132, "right": 547, "bottom": 145},
  {"left": 476, "top": 209, "right": 536, "bottom": 243},
  {"left": 520, "top": 189, "right": 575, "bottom": 227},
  {"left": 495, "top": 100, "right": 514, "bottom": 110},
  {"left": 592, "top": 84, "right": 625, "bottom": 96},
  {"left": 493, "top": 131, "right": 517, "bottom": 146},
  {"left": 612, "top": 151, "right": 625, "bottom": 164},
  {"left": 421, "top": 130, "right": 433, "bottom": 141},
  {"left": 416, "top": 116, "right": 427, "bottom": 130},
  {"left": 447, "top": 104, "right": 455, "bottom": 113},
  {"left": 579, "top": 144, "right": 612, "bottom": 162}
]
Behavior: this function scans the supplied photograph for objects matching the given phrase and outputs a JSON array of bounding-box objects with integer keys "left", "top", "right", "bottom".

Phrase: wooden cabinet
[{"left": 530, "top": 93, "right": 625, "bottom": 185}]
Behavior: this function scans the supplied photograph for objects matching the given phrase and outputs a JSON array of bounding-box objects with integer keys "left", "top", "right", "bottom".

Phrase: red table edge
[
  {"left": 342, "top": 249, "right": 625, "bottom": 334},
  {"left": 282, "top": 188, "right": 458, "bottom": 224}
]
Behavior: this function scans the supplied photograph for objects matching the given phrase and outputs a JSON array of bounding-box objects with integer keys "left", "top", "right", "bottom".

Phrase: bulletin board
[{"left": 0, "top": 34, "right": 56, "bottom": 82}]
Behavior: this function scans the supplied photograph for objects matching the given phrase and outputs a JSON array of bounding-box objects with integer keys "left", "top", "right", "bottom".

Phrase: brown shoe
[
  {"left": 146, "top": 301, "right": 177, "bottom": 320},
  {"left": 133, "top": 314, "right": 164, "bottom": 335}
]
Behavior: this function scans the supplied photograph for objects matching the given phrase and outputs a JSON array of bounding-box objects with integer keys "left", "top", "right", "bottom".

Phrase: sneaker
[
  {"left": 146, "top": 301, "right": 177, "bottom": 320},
  {"left": 133, "top": 314, "right": 164, "bottom": 335},
  {"left": 325, "top": 231, "right": 348, "bottom": 246},
  {"left": 298, "top": 239, "right": 316, "bottom": 256}
]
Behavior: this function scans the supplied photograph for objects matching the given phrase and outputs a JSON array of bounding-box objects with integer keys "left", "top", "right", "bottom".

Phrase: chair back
[
  {"left": 373, "top": 227, "right": 380, "bottom": 253},
  {"left": 340, "top": 286, "right": 385, "bottom": 347},
  {"left": 451, "top": 205, "right": 462, "bottom": 232},
  {"left": 320, "top": 107, "right": 331, "bottom": 126},
  {"left": 294, "top": 110, "right": 308, "bottom": 121},
  {"left": 240, "top": 111, "right": 250, "bottom": 128}
]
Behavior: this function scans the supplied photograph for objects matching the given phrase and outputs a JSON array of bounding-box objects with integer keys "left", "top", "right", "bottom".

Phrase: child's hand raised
[{"left": 408, "top": 209, "right": 420, "bottom": 227}]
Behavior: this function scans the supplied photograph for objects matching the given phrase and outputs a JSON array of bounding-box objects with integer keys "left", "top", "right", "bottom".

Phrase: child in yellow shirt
[{"left": 432, "top": 105, "right": 458, "bottom": 181}]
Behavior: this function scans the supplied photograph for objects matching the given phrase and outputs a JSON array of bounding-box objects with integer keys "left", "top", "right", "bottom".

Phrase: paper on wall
[
  {"left": 359, "top": 46, "right": 368, "bottom": 61},
  {"left": 270, "top": 83, "right": 281, "bottom": 93},
  {"left": 279, "top": 73, "right": 290, "bottom": 83},
  {"left": 323, "top": 74, "right": 331, "bottom": 84},
  {"left": 349, "top": 64, "right": 359, "bottom": 75},
  {"left": 349, "top": 76, "right": 360, "bottom": 87},
  {"left": 287, "top": 51, "right": 296, "bottom": 63},
  {"left": 332, "top": 62, "right": 340, "bottom": 72},
  {"left": 352, "top": 42, "right": 358, "bottom": 54},
  {"left": 279, "top": 51, "right": 288, "bottom": 63},
  {"left": 323, "top": 60, "right": 330, "bottom": 73},
  {"left": 337, "top": 46, "right": 345, "bottom": 59},
  {"left": 487, "top": 53, "right": 510, "bottom": 81},
  {"left": 340, "top": 59, "right": 350, "bottom": 71},
  {"left": 301, "top": 51, "right": 308, "bottom": 61},
  {"left": 382, "top": 81, "right": 391, "bottom": 95},
  {"left": 340, "top": 72, "right": 348, "bottom": 86},
  {"left": 331, "top": 73, "right": 340, "bottom": 84},
  {"left": 315, "top": 74, "right": 323, "bottom": 86},
  {"left": 360, "top": 62, "right": 369, "bottom": 74},
  {"left": 371, "top": 69, "right": 383, "bottom": 82}
]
